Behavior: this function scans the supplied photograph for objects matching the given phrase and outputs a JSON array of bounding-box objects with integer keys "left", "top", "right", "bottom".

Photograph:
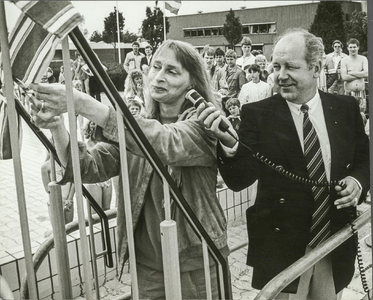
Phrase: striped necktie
[{"left": 301, "top": 104, "right": 331, "bottom": 248}]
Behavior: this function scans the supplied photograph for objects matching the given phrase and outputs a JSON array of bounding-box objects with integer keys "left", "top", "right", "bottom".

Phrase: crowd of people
[{"left": 25, "top": 27, "right": 369, "bottom": 300}]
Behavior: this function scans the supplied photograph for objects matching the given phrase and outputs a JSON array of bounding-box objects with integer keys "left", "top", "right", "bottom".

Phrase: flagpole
[
  {"left": 163, "top": 1, "right": 167, "bottom": 42},
  {"left": 116, "top": 2, "right": 121, "bottom": 63}
]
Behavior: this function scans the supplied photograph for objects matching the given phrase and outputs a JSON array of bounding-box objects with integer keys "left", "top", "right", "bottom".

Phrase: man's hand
[
  {"left": 196, "top": 102, "right": 237, "bottom": 147},
  {"left": 334, "top": 177, "right": 362, "bottom": 209}
]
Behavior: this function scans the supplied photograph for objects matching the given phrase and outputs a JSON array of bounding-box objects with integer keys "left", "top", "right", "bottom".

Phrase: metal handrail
[{"left": 255, "top": 209, "right": 371, "bottom": 300}]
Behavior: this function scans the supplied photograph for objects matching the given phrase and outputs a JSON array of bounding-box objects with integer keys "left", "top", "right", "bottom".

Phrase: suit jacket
[
  {"left": 140, "top": 55, "right": 152, "bottom": 71},
  {"left": 218, "top": 90, "right": 370, "bottom": 293}
]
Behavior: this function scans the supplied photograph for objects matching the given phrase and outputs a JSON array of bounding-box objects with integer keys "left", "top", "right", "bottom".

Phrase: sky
[{"left": 4, "top": 1, "right": 316, "bottom": 37}]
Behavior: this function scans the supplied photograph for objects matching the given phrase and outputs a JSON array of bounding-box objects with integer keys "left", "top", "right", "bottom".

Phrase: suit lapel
[
  {"left": 270, "top": 96, "right": 308, "bottom": 175},
  {"left": 319, "top": 90, "right": 345, "bottom": 180}
]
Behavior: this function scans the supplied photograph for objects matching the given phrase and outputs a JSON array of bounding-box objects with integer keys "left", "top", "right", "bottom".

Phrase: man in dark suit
[
  {"left": 197, "top": 28, "right": 369, "bottom": 299},
  {"left": 140, "top": 44, "right": 153, "bottom": 75}
]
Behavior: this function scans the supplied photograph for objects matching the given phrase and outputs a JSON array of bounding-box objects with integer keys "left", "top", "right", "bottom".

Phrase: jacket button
[
  {"left": 346, "top": 164, "right": 351, "bottom": 169},
  {"left": 275, "top": 228, "right": 281, "bottom": 232},
  {"left": 279, "top": 198, "right": 285, "bottom": 204}
]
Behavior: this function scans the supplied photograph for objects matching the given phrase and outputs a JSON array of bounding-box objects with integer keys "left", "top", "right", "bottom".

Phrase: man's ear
[{"left": 313, "top": 62, "right": 322, "bottom": 78}]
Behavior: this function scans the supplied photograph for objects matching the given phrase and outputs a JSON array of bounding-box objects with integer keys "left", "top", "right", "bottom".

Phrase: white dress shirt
[{"left": 286, "top": 91, "right": 331, "bottom": 181}]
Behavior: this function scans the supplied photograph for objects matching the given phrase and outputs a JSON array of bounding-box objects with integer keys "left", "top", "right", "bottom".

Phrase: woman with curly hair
[{"left": 124, "top": 69, "right": 144, "bottom": 103}]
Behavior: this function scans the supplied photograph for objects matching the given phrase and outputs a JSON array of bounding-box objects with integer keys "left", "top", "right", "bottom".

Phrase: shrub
[
  {"left": 49, "top": 60, "right": 126, "bottom": 91},
  {"left": 104, "top": 62, "right": 126, "bottom": 91}
]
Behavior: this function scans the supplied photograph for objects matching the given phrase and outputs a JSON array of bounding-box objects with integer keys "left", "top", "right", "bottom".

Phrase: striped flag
[
  {"left": 1, "top": 1, "right": 83, "bottom": 84},
  {"left": 5, "top": 14, "right": 61, "bottom": 84},
  {"left": 12, "top": 1, "right": 83, "bottom": 39},
  {"left": 165, "top": 1, "right": 182, "bottom": 15}
]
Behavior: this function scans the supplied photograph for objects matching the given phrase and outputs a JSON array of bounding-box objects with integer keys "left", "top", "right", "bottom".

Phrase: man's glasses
[{"left": 334, "top": 46, "right": 341, "bottom": 48}]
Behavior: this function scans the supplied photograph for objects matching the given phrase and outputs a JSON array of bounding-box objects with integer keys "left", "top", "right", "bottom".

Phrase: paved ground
[{"left": 0, "top": 94, "right": 371, "bottom": 300}]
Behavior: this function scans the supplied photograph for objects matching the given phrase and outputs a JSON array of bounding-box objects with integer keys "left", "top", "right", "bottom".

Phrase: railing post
[
  {"left": 161, "top": 178, "right": 182, "bottom": 300},
  {"left": 48, "top": 182, "right": 73, "bottom": 299},
  {"left": 116, "top": 107, "right": 139, "bottom": 300},
  {"left": 0, "top": 3, "right": 38, "bottom": 299},
  {"left": 61, "top": 37, "right": 94, "bottom": 298}
]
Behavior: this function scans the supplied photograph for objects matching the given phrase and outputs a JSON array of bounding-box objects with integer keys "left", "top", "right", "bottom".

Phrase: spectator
[
  {"left": 225, "top": 97, "right": 241, "bottom": 131},
  {"left": 127, "top": 98, "right": 143, "bottom": 117},
  {"left": 324, "top": 40, "right": 347, "bottom": 94},
  {"left": 341, "top": 38, "right": 369, "bottom": 113},
  {"left": 41, "top": 139, "right": 75, "bottom": 227},
  {"left": 41, "top": 67, "right": 56, "bottom": 84},
  {"left": 215, "top": 47, "right": 226, "bottom": 70},
  {"left": 123, "top": 41, "right": 145, "bottom": 75},
  {"left": 255, "top": 54, "right": 269, "bottom": 82},
  {"left": 202, "top": 46, "right": 228, "bottom": 96},
  {"left": 83, "top": 120, "right": 113, "bottom": 211},
  {"left": 238, "top": 63, "right": 272, "bottom": 105},
  {"left": 124, "top": 69, "right": 144, "bottom": 104},
  {"left": 225, "top": 49, "right": 247, "bottom": 99},
  {"left": 141, "top": 44, "right": 153, "bottom": 75},
  {"left": 236, "top": 37, "right": 256, "bottom": 70}
]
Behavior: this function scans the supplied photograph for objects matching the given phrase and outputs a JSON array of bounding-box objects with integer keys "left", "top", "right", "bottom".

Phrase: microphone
[{"left": 185, "top": 89, "right": 232, "bottom": 134}]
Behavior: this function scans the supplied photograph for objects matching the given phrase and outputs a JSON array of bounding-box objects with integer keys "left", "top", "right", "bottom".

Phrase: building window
[
  {"left": 252, "top": 25, "right": 259, "bottom": 34},
  {"left": 243, "top": 26, "right": 249, "bottom": 34},
  {"left": 197, "top": 29, "right": 203, "bottom": 37},
  {"left": 184, "top": 30, "right": 191, "bottom": 38},
  {"left": 269, "top": 24, "right": 276, "bottom": 33},
  {"left": 191, "top": 30, "right": 197, "bottom": 37},
  {"left": 212, "top": 28, "right": 219, "bottom": 36},
  {"left": 205, "top": 29, "right": 212, "bottom": 36}
]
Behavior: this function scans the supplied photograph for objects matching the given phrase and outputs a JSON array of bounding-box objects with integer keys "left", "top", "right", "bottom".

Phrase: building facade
[{"left": 167, "top": 1, "right": 363, "bottom": 59}]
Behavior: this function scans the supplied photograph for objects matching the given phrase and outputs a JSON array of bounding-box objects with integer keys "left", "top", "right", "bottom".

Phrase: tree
[
  {"left": 102, "top": 7, "right": 125, "bottom": 61},
  {"left": 223, "top": 9, "right": 243, "bottom": 49},
  {"left": 141, "top": 4, "right": 169, "bottom": 51},
  {"left": 90, "top": 30, "right": 103, "bottom": 42},
  {"left": 345, "top": 10, "right": 368, "bottom": 55},
  {"left": 121, "top": 30, "right": 138, "bottom": 43},
  {"left": 309, "top": 2, "right": 346, "bottom": 54}
]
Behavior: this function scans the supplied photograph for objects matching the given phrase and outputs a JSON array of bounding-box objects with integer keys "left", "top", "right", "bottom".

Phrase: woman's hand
[
  {"left": 30, "top": 105, "right": 64, "bottom": 130},
  {"left": 28, "top": 83, "right": 85, "bottom": 121}
]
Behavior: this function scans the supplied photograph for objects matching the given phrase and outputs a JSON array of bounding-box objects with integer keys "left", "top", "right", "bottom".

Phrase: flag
[
  {"left": 12, "top": 1, "right": 83, "bottom": 40},
  {"left": 5, "top": 14, "right": 61, "bottom": 84},
  {"left": 1, "top": 1, "right": 83, "bottom": 84},
  {"left": 165, "top": 1, "right": 181, "bottom": 15}
]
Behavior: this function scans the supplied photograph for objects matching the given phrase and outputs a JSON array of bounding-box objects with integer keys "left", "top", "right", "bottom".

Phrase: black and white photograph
[{"left": 0, "top": 1, "right": 371, "bottom": 299}]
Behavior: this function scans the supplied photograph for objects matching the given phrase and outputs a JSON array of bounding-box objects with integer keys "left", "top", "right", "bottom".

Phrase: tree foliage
[
  {"left": 102, "top": 7, "right": 125, "bottom": 46},
  {"left": 309, "top": 2, "right": 346, "bottom": 54},
  {"left": 90, "top": 30, "right": 103, "bottom": 42},
  {"left": 120, "top": 30, "right": 138, "bottom": 43},
  {"left": 223, "top": 9, "right": 243, "bottom": 49},
  {"left": 345, "top": 10, "right": 368, "bottom": 55},
  {"left": 141, "top": 5, "right": 169, "bottom": 51}
]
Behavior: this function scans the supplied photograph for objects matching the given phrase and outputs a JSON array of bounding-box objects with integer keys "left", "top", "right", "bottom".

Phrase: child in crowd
[
  {"left": 255, "top": 54, "right": 269, "bottom": 82},
  {"left": 83, "top": 121, "right": 113, "bottom": 211},
  {"left": 41, "top": 138, "right": 75, "bottom": 229},
  {"left": 127, "top": 98, "right": 143, "bottom": 117},
  {"left": 225, "top": 97, "right": 241, "bottom": 131}
]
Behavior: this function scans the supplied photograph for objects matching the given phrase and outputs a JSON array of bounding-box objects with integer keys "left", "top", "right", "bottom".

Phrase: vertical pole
[
  {"left": 86, "top": 200, "right": 100, "bottom": 300},
  {"left": 116, "top": 2, "right": 121, "bottom": 64},
  {"left": 160, "top": 177, "right": 182, "bottom": 299},
  {"left": 202, "top": 240, "right": 212, "bottom": 300},
  {"left": 163, "top": 1, "right": 167, "bottom": 42},
  {"left": 61, "top": 37, "right": 94, "bottom": 298},
  {"left": 116, "top": 107, "right": 139, "bottom": 300},
  {"left": 0, "top": 3, "right": 38, "bottom": 299},
  {"left": 48, "top": 182, "right": 73, "bottom": 299}
]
